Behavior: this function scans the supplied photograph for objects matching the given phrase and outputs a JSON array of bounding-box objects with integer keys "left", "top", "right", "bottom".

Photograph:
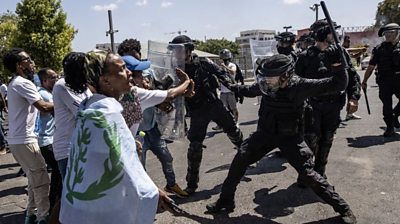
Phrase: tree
[
  {"left": 375, "top": 0, "right": 400, "bottom": 27},
  {"left": 14, "top": 0, "right": 75, "bottom": 72},
  {"left": 0, "top": 11, "right": 18, "bottom": 80},
  {"left": 195, "top": 38, "right": 239, "bottom": 57}
]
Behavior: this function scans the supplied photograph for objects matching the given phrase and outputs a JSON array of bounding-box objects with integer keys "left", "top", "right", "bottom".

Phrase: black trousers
[
  {"left": 219, "top": 130, "right": 350, "bottom": 214},
  {"left": 40, "top": 145, "right": 62, "bottom": 212},
  {"left": 304, "top": 100, "right": 341, "bottom": 176},
  {"left": 187, "top": 100, "right": 241, "bottom": 144},
  {"left": 378, "top": 79, "right": 400, "bottom": 128},
  {"left": 186, "top": 100, "right": 243, "bottom": 189}
]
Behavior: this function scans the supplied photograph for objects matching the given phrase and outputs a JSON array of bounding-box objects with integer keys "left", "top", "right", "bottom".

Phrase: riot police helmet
[
  {"left": 169, "top": 35, "right": 195, "bottom": 51},
  {"left": 378, "top": 23, "right": 400, "bottom": 37},
  {"left": 219, "top": 49, "right": 233, "bottom": 60},
  {"left": 275, "top": 32, "right": 296, "bottom": 44},
  {"left": 256, "top": 54, "right": 295, "bottom": 95},
  {"left": 310, "top": 19, "right": 340, "bottom": 42}
]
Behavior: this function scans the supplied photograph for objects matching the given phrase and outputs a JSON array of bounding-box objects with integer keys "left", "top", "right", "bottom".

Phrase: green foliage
[
  {"left": 375, "top": 0, "right": 400, "bottom": 27},
  {"left": 13, "top": 0, "right": 75, "bottom": 72},
  {"left": 195, "top": 38, "right": 239, "bottom": 56},
  {"left": 0, "top": 11, "right": 18, "bottom": 81}
]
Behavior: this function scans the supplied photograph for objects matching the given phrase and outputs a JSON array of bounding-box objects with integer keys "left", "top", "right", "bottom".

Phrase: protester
[
  {"left": 120, "top": 55, "right": 194, "bottom": 198},
  {"left": 37, "top": 68, "right": 62, "bottom": 213},
  {"left": 52, "top": 52, "right": 92, "bottom": 179},
  {"left": 3, "top": 48, "right": 54, "bottom": 224},
  {"left": 59, "top": 51, "right": 173, "bottom": 224}
]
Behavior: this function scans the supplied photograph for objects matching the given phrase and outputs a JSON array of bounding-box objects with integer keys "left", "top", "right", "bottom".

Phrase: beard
[{"left": 22, "top": 68, "right": 35, "bottom": 81}]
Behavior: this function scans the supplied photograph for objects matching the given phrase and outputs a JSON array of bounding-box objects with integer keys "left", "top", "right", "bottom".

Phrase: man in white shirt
[
  {"left": 213, "top": 49, "right": 239, "bottom": 131},
  {"left": 3, "top": 48, "right": 54, "bottom": 224},
  {"left": 52, "top": 52, "right": 92, "bottom": 180}
]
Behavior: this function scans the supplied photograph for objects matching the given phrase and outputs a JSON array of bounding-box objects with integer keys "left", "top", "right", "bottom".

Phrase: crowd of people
[{"left": 2, "top": 18, "right": 400, "bottom": 224}]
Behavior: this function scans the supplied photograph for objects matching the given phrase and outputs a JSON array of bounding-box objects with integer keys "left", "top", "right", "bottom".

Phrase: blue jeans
[
  {"left": 0, "top": 119, "right": 7, "bottom": 147},
  {"left": 141, "top": 125, "right": 176, "bottom": 187},
  {"left": 57, "top": 158, "right": 68, "bottom": 180}
]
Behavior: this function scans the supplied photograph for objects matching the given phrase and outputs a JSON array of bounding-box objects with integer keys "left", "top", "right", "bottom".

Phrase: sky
[{"left": 1, "top": 0, "right": 382, "bottom": 52}]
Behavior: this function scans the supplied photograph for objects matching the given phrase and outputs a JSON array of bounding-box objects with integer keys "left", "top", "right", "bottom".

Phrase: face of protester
[
  {"left": 131, "top": 70, "right": 144, "bottom": 88},
  {"left": 100, "top": 54, "right": 132, "bottom": 99},
  {"left": 17, "top": 51, "right": 35, "bottom": 80},
  {"left": 43, "top": 69, "right": 59, "bottom": 91}
]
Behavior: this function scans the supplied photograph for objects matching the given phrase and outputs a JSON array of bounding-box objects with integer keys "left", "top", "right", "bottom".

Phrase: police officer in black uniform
[
  {"left": 296, "top": 33, "right": 315, "bottom": 52},
  {"left": 275, "top": 31, "right": 297, "bottom": 59},
  {"left": 168, "top": 35, "right": 243, "bottom": 195},
  {"left": 362, "top": 23, "right": 400, "bottom": 137},
  {"left": 295, "top": 19, "right": 361, "bottom": 179},
  {"left": 206, "top": 54, "right": 356, "bottom": 224}
]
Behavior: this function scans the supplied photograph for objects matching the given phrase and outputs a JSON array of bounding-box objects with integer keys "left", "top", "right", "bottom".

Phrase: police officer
[
  {"left": 206, "top": 54, "right": 356, "bottom": 224},
  {"left": 362, "top": 23, "right": 400, "bottom": 137},
  {"left": 275, "top": 31, "right": 297, "bottom": 59},
  {"left": 295, "top": 19, "right": 361, "bottom": 179},
  {"left": 296, "top": 33, "right": 315, "bottom": 52},
  {"left": 168, "top": 35, "right": 243, "bottom": 195}
]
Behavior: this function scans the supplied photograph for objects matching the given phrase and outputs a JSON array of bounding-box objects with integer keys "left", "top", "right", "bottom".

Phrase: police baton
[
  {"left": 320, "top": 1, "right": 348, "bottom": 69},
  {"left": 362, "top": 87, "right": 371, "bottom": 115}
]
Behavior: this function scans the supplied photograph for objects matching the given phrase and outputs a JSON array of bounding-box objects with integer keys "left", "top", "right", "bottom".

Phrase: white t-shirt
[
  {"left": 220, "top": 62, "right": 237, "bottom": 93},
  {"left": 52, "top": 78, "right": 92, "bottom": 161},
  {"left": 0, "top": 84, "right": 7, "bottom": 100},
  {"left": 7, "top": 76, "right": 42, "bottom": 144},
  {"left": 128, "top": 87, "right": 167, "bottom": 135}
]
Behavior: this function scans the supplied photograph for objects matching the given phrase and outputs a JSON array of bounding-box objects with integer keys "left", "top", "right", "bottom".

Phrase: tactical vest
[
  {"left": 185, "top": 59, "right": 220, "bottom": 109},
  {"left": 374, "top": 41, "right": 400, "bottom": 78},
  {"left": 258, "top": 89, "right": 305, "bottom": 136},
  {"left": 299, "top": 46, "right": 342, "bottom": 101}
]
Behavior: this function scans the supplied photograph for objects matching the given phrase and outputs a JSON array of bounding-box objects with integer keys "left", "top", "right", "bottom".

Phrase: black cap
[
  {"left": 256, "top": 54, "right": 294, "bottom": 77},
  {"left": 378, "top": 23, "right": 400, "bottom": 37}
]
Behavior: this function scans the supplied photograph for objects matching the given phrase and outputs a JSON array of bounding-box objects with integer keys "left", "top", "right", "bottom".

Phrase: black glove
[{"left": 325, "top": 44, "right": 342, "bottom": 65}]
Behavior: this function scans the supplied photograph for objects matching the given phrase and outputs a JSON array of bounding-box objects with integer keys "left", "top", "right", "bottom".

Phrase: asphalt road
[{"left": 1, "top": 70, "right": 400, "bottom": 224}]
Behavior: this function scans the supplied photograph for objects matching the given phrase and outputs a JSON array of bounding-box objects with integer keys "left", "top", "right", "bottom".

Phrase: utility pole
[
  {"left": 283, "top": 26, "right": 292, "bottom": 32},
  {"left": 310, "top": 3, "right": 320, "bottom": 21},
  {"left": 106, "top": 10, "right": 118, "bottom": 53}
]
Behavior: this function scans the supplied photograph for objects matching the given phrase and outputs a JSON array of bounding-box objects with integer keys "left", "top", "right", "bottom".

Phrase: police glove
[{"left": 325, "top": 44, "right": 342, "bottom": 65}]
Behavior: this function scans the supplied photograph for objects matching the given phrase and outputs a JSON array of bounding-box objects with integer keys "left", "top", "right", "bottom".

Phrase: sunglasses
[{"left": 20, "top": 56, "right": 33, "bottom": 63}]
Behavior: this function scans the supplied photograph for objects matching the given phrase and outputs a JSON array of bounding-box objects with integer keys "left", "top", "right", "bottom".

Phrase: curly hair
[
  {"left": 117, "top": 38, "right": 141, "bottom": 56},
  {"left": 63, "top": 52, "right": 87, "bottom": 94},
  {"left": 3, "top": 48, "right": 24, "bottom": 73}
]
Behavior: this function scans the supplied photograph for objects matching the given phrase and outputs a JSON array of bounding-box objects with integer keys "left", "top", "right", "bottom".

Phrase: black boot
[
  {"left": 393, "top": 114, "right": 400, "bottom": 129},
  {"left": 341, "top": 209, "right": 357, "bottom": 224},
  {"left": 383, "top": 126, "right": 395, "bottom": 137},
  {"left": 206, "top": 199, "right": 235, "bottom": 213}
]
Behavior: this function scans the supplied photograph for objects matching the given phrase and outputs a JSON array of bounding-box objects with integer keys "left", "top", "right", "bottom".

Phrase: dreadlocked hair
[
  {"left": 117, "top": 38, "right": 141, "bottom": 55},
  {"left": 63, "top": 52, "right": 87, "bottom": 94}
]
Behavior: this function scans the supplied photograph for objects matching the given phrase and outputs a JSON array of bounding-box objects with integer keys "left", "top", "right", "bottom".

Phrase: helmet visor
[{"left": 256, "top": 75, "right": 281, "bottom": 95}]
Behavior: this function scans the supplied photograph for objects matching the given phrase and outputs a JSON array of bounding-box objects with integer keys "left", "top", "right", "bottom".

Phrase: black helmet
[
  {"left": 275, "top": 32, "right": 296, "bottom": 44},
  {"left": 219, "top": 49, "right": 232, "bottom": 60},
  {"left": 378, "top": 23, "right": 400, "bottom": 37},
  {"left": 296, "top": 33, "right": 315, "bottom": 44},
  {"left": 169, "top": 35, "right": 195, "bottom": 51},
  {"left": 256, "top": 54, "right": 294, "bottom": 78},
  {"left": 310, "top": 19, "right": 340, "bottom": 42}
]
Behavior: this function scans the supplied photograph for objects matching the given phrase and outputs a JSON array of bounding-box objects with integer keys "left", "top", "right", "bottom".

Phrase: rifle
[{"left": 320, "top": 1, "right": 371, "bottom": 114}]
